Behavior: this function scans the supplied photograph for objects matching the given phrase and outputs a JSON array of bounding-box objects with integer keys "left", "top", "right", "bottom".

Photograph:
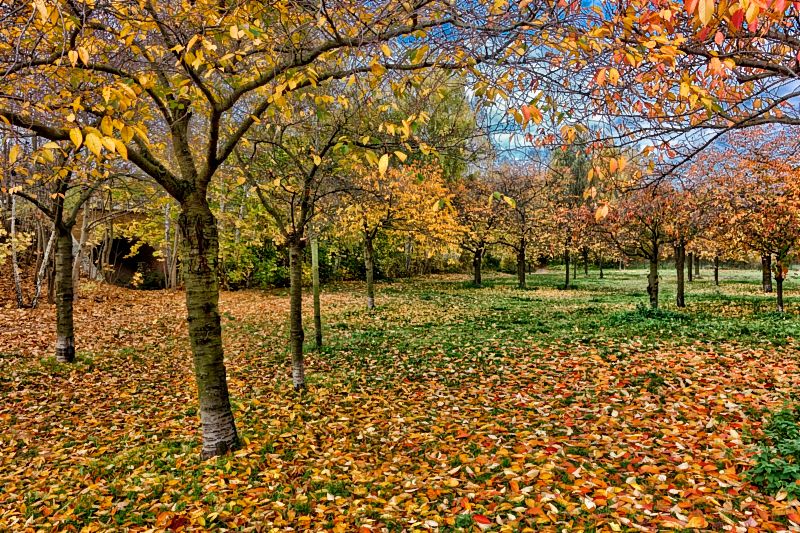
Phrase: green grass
[{"left": 322, "top": 267, "right": 799, "bottom": 388}]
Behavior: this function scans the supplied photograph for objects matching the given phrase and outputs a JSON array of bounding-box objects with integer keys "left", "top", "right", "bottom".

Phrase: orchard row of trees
[{"left": 2, "top": 0, "right": 799, "bottom": 457}]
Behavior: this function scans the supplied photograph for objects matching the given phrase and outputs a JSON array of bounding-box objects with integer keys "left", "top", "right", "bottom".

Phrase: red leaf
[
  {"left": 731, "top": 9, "right": 744, "bottom": 29},
  {"left": 473, "top": 514, "right": 492, "bottom": 524},
  {"left": 685, "top": 0, "right": 699, "bottom": 15}
]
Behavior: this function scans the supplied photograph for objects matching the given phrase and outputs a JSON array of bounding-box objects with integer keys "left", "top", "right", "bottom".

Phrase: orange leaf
[{"left": 686, "top": 515, "right": 709, "bottom": 529}]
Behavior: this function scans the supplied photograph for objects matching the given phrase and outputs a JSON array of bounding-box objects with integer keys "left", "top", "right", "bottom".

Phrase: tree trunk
[
  {"left": 288, "top": 237, "right": 306, "bottom": 389},
  {"left": 573, "top": 255, "right": 577, "bottom": 280},
  {"left": 774, "top": 259, "right": 786, "bottom": 313},
  {"left": 598, "top": 252, "right": 604, "bottom": 279},
  {"left": 31, "top": 225, "right": 56, "bottom": 309},
  {"left": 364, "top": 234, "right": 376, "bottom": 309},
  {"left": 582, "top": 246, "right": 589, "bottom": 276},
  {"left": 473, "top": 247, "right": 483, "bottom": 286},
  {"left": 10, "top": 193, "right": 25, "bottom": 308},
  {"left": 687, "top": 252, "right": 693, "bottom": 282},
  {"left": 404, "top": 236, "right": 413, "bottom": 276},
  {"left": 564, "top": 247, "right": 571, "bottom": 289},
  {"left": 714, "top": 255, "right": 720, "bottom": 286},
  {"left": 178, "top": 198, "right": 239, "bottom": 459},
  {"left": 675, "top": 243, "right": 685, "bottom": 308},
  {"left": 694, "top": 254, "right": 701, "bottom": 278},
  {"left": 762, "top": 255, "right": 773, "bottom": 293},
  {"left": 516, "top": 239, "right": 526, "bottom": 289},
  {"left": 647, "top": 248, "right": 659, "bottom": 309},
  {"left": 54, "top": 225, "right": 76, "bottom": 362},
  {"left": 311, "top": 237, "right": 322, "bottom": 350},
  {"left": 72, "top": 201, "right": 92, "bottom": 293}
]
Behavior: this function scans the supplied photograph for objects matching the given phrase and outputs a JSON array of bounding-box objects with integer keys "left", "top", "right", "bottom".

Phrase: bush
[{"left": 747, "top": 406, "right": 800, "bottom": 498}]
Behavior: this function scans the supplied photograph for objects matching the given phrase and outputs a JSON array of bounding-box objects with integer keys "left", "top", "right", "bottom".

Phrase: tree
[
  {"left": 9, "top": 147, "right": 105, "bottom": 362},
  {"left": 708, "top": 129, "right": 800, "bottom": 312},
  {"left": 600, "top": 182, "right": 676, "bottom": 309},
  {"left": 0, "top": 0, "right": 574, "bottom": 457},
  {"left": 337, "top": 163, "right": 458, "bottom": 308},
  {"left": 451, "top": 177, "right": 501, "bottom": 287}
]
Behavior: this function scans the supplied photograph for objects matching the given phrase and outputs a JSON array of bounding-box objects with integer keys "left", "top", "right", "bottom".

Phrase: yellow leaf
[
  {"left": 595, "top": 204, "right": 609, "bottom": 222},
  {"left": 101, "top": 116, "right": 113, "bottom": 136},
  {"left": 114, "top": 140, "right": 128, "bottom": 159},
  {"left": 378, "top": 153, "right": 389, "bottom": 175},
  {"left": 312, "top": 154, "right": 322, "bottom": 166},
  {"left": 380, "top": 44, "right": 392, "bottom": 57},
  {"left": 85, "top": 132, "right": 102, "bottom": 157},
  {"left": 33, "top": 0, "right": 48, "bottom": 22},
  {"left": 68, "top": 50, "right": 78, "bottom": 66},
  {"left": 394, "top": 151, "right": 407, "bottom": 162},
  {"left": 102, "top": 136, "right": 116, "bottom": 152},
  {"left": 9, "top": 145, "right": 20, "bottom": 165},
  {"left": 70, "top": 128, "right": 83, "bottom": 149},
  {"left": 78, "top": 47, "right": 89, "bottom": 65},
  {"left": 698, "top": 0, "right": 714, "bottom": 25},
  {"left": 121, "top": 126, "right": 134, "bottom": 143},
  {"left": 230, "top": 25, "right": 239, "bottom": 39}
]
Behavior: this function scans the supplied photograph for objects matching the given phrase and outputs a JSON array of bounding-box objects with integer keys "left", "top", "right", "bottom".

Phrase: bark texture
[
  {"left": 775, "top": 259, "right": 786, "bottom": 313},
  {"left": 472, "top": 247, "right": 484, "bottom": 287},
  {"left": 311, "top": 237, "right": 322, "bottom": 350},
  {"left": 714, "top": 256, "right": 720, "bottom": 286},
  {"left": 762, "top": 255, "right": 773, "bottom": 293},
  {"left": 516, "top": 238, "right": 526, "bottom": 289},
  {"left": 179, "top": 199, "right": 239, "bottom": 458},
  {"left": 675, "top": 243, "right": 686, "bottom": 308},
  {"left": 55, "top": 226, "right": 75, "bottom": 362},
  {"left": 647, "top": 250, "right": 660, "bottom": 309},
  {"left": 687, "top": 252, "right": 693, "bottom": 282},
  {"left": 288, "top": 238, "right": 306, "bottom": 390}
]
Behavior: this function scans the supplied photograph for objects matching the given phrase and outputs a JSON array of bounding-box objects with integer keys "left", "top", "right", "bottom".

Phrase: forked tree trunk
[
  {"left": 364, "top": 234, "right": 376, "bottom": 309},
  {"left": 647, "top": 248, "right": 660, "bottom": 309},
  {"left": 55, "top": 225, "right": 76, "bottom": 362},
  {"left": 311, "top": 237, "right": 322, "bottom": 350},
  {"left": 694, "top": 254, "right": 701, "bottom": 278},
  {"left": 178, "top": 198, "right": 239, "bottom": 459},
  {"left": 675, "top": 243, "right": 686, "bottom": 308},
  {"left": 762, "top": 255, "right": 773, "bottom": 293},
  {"left": 714, "top": 256, "right": 720, "bottom": 286},
  {"left": 516, "top": 239, "right": 526, "bottom": 289},
  {"left": 288, "top": 237, "right": 306, "bottom": 389},
  {"left": 564, "top": 247, "right": 570, "bottom": 289},
  {"left": 687, "top": 252, "right": 693, "bottom": 282},
  {"left": 473, "top": 247, "right": 483, "bottom": 286}
]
